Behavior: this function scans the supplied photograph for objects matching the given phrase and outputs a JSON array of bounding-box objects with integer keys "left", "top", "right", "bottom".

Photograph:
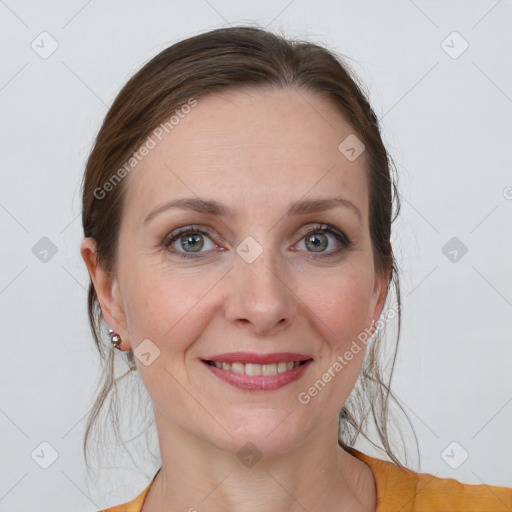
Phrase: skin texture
[{"left": 81, "top": 87, "right": 388, "bottom": 511}]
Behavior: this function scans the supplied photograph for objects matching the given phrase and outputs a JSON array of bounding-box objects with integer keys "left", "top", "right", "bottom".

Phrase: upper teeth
[{"left": 211, "top": 361, "right": 301, "bottom": 376}]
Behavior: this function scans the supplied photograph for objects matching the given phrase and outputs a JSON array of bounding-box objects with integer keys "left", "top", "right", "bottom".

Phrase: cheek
[
  {"left": 301, "top": 270, "right": 373, "bottom": 407},
  {"left": 305, "top": 264, "right": 373, "bottom": 348},
  {"left": 121, "top": 262, "right": 218, "bottom": 352},
  {"left": 121, "top": 269, "right": 209, "bottom": 405}
]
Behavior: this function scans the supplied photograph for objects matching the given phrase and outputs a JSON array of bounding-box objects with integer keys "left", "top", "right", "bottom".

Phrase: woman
[{"left": 80, "top": 26, "right": 511, "bottom": 511}]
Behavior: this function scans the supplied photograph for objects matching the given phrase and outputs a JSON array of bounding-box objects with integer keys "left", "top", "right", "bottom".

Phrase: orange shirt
[{"left": 99, "top": 447, "right": 512, "bottom": 511}]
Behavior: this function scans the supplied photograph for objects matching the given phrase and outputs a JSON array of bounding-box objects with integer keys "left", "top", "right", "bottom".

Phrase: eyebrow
[{"left": 144, "top": 196, "right": 362, "bottom": 225}]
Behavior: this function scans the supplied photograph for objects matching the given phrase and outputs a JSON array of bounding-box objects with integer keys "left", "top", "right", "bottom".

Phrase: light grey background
[{"left": 0, "top": 1, "right": 511, "bottom": 510}]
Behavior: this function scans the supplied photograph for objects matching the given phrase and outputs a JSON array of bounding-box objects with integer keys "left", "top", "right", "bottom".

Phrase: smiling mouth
[{"left": 203, "top": 359, "right": 312, "bottom": 377}]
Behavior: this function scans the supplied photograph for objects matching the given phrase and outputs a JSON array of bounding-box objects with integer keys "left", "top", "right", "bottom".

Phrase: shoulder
[{"left": 348, "top": 447, "right": 512, "bottom": 512}]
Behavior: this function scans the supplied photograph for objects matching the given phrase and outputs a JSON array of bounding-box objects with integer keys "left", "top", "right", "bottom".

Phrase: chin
[{"left": 207, "top": 414, "right": 310, "bottom": 457}]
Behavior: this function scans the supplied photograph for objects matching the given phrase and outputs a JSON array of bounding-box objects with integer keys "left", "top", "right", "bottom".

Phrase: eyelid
[
  {"left": 162, "top": 224, "right": 217, "bottom": 246},
  {"left": 295, "top": 223, "right": 347, "bottom": 242}
]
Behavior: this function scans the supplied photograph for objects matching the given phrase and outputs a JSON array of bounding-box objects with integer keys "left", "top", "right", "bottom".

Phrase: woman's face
[{"left": 89, "top": 87, "right": 388, "bottom": 454}]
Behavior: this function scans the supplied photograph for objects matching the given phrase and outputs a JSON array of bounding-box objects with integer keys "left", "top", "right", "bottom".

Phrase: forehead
[{"left": 123, "top": 87, "right": 368, "bottom": 223}]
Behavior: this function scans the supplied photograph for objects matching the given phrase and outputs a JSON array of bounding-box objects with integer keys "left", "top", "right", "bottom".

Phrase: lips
[
  {"left": 202, "top": 352, "right": 313, "bottom": 365},
  {"left": 201, "top": 352, "right": 314, "bottom": 391}
]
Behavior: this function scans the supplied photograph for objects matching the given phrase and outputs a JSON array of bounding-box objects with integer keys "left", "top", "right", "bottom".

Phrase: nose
[{"left": 223, "top": 250, "right": 296, "bottom": 337}]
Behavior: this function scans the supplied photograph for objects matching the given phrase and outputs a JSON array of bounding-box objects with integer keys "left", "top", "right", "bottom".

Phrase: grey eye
[
  {"left": 305, "top": 232, "right": 328, "bottom": 252},
  {"left": 179, "top": 233, "right": 205, "bottom": 252}
]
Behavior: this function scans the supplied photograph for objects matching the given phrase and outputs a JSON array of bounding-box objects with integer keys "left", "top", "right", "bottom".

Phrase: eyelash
[{"left": 162, "top": 223, "right": 353, "bottom": 260}]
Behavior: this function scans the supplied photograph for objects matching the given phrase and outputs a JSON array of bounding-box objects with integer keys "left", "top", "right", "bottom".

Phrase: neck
[{"left": 142, "top": 408, "right": 376, "bottom": 512}]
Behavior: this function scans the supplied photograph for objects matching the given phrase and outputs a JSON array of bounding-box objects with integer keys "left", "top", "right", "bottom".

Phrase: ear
[
  {"left": 80, "top": 237, "right": 131, "bottom": 349},
  {"left": 368, "top": 269, "right": 390, "bottom": 336}
]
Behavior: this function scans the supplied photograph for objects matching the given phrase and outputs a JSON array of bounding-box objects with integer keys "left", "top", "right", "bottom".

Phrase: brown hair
[{"left": 81, "top": 25, "right": 417, "bottom": 473}]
